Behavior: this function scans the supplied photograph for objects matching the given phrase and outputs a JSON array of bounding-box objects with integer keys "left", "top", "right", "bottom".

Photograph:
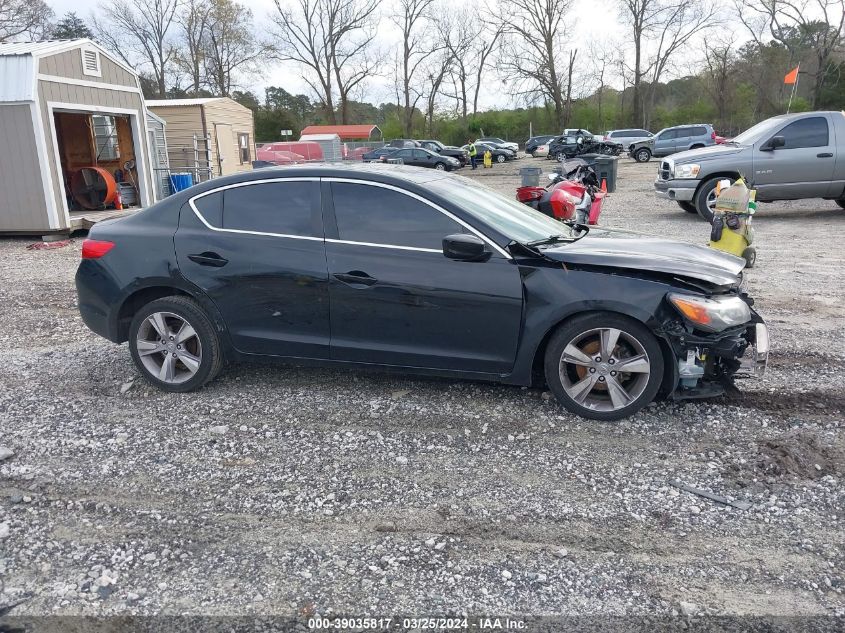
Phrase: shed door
[{"left": 214, "top": 123, "right": 237, "bottom": 176}]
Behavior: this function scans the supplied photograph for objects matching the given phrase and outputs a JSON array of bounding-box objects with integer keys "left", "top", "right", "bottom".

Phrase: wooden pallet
[{"left": 69, "top": 207, "right": 141, "bottom": 231}]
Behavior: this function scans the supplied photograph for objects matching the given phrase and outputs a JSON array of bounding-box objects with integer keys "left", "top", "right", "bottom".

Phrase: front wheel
[
  {"left": 555, "top": 152, "right": 566, "bottom": 162},
  {"left": 434, "top": 162, "right": 446, "bottom": 171},
  {"left": 836, "top": 199, "right": 845, "bottom": 210},
  {"left": 694, "top": 176, "right": 734, "bottom": 223},
  {"left": 497, "top": 154, "right": 506, "bottom": 163},
  {"left": 634, "top": 148, "right": 651, "bottom": 163},
  {"left": 129, "top": 295, "right": 223, "bottom": 392},
  {"left": 544, "top": 313, "right": 664, "bottom": 421}
]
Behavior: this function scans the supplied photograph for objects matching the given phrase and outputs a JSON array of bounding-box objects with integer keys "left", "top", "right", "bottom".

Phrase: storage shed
[
  {"left": 0, "top": 39, "right": 157, "bottom": 233},
  {"left": 299, "top": 133, "right": 343, "bottom": 162},
  {"left": 146, "top": 98, "right": 255, "bottom": 178}
]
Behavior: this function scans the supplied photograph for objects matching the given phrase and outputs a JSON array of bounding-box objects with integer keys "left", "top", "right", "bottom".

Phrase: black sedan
[
  {"left": 462, "top": 143, "right": 514, "bottom": 163},
  {"left": 386, "top": 147, "right": 462, "bottom": 170},
  {"left": 76, "top": 164, "right": 768, "bottom": 420}
]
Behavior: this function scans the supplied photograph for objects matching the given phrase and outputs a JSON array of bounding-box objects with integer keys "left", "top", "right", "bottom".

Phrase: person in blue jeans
[{"left": 468, "top": 140, "right": 478, "bottom": 169}]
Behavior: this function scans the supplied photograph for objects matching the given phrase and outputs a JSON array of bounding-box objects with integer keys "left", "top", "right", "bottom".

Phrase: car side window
[
  {"left": 690, "top": 126, "right": 707, "bottom": 136},
  {"left": 674, "top": 128, "right": 691, "bottom": 139},
  {"left": 221, "top": 182, "right": 318, "bottom": 237},
  {"left": 636, "top": 129, "right": 650, "bottom": 136},
  {"left": 331, "top": 183, "right": 463, "bottom": 250},
  {"left": 658, "top": 130, "right": 676, "bottom": 140},
  {"left": 193, "top": 190, "right": 223, "bottom": 226},
  {"left": 776, "top": 117, "right": 829, "bottom": 149},
  {"left": 413, "top": 149, "right": 428, "bottom": 160}
]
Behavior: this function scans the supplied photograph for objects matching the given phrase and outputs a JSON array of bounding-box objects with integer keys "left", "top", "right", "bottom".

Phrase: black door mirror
[
  {"left": 764, "top": 135, "right": 786, "bottom": 151},
  {"left": 443, "top": 234, "right": 489, "bottom": 262}
]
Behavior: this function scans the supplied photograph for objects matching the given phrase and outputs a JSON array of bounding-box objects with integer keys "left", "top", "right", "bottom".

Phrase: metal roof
[
  {"left": 0, "top": 40, "right": 84, "bottom": 56},
  {"left": 300, "top": 124, "right": 382, "bottom": 140},
  {"left": 146, "top": 98, "right": 227, "bottom": 107}
]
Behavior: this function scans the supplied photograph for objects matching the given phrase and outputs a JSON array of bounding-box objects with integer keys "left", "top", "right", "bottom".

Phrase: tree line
[{"left": 2, "top": 0, "right": 843, "bottom": 143}]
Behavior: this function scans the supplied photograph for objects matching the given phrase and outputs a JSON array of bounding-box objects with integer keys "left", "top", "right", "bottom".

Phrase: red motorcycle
[{"left": 516, "top": 159, "right": 606, "bottom": 225}]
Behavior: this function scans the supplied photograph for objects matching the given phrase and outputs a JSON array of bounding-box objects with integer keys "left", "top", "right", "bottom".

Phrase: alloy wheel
[
  {"left": 135, "top": 311, "right": 203, "bottom": 384},
  {"left": 497, "top": 154, "right": 506, "bottom": 163},
  {"left": 558, "top": 327, "right": 651, "bottom": 412},
  {"left": 435, "top": 163, "right": 446, "bottom": 171}
]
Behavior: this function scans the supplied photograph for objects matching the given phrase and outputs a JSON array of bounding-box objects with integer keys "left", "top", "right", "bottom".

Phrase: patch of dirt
[{"left": 754, "top": 431, "right": 844, "bottom": 480}]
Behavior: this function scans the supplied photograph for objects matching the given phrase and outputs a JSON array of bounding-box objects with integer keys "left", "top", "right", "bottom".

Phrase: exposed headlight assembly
[
  {"left": 673, "top": 163, "right": 701, "bottom": 179},
  {"left": 668, "top": 293, "right": 751, "bottom": 332}
]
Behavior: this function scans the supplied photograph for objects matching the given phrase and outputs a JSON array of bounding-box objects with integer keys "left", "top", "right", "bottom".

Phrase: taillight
[
  {"left": 711, "top": 131, "right": 716, "bottom": 139},
  {"left": 82, "top": 239, "right": 115, "bottom": 259}
]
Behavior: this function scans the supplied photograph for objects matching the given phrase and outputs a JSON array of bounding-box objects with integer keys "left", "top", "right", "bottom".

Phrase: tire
[
  {"left": 497, "top": 154, "right": 506, "bottom": 163},
  {"left": 434, "top": 162, "right": 446, "bottom": 171},
  {"left": 678, "top": 201, "right": 698, "bottom": 214},
  {"left": 694, "top": 176, "right": 734, "bottom": 223},
  {"left": 836, "top": 200, "right": 845, "bottom": 210},
  {"left": 544, "top": 312, "right": 664, "bottom": 421},
  {"left": 634, "top": 148, "right": 651, "bottom": 163},
  {"left": 742, "top": 246, "right": 756, "bottom": 268},
  {"left": 690, "top": 144, "right": 704, "bottom": 150},
  {"left": 556, "top": 152, "right": 566, "bottom": 162},
  {"left": 128, "top": 295, "right": 223, "bottom": 392}
]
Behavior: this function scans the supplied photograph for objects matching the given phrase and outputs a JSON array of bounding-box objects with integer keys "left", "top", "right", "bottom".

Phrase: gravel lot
[{"left": 0, "top": 157, "right": 843, "bottom": 624}]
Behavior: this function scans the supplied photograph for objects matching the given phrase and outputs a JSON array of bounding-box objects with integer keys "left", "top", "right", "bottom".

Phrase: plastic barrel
[
  {"left": 519, "top": 167, "right": 543, "bottom": 187},
  {"left": 169, "top": 173, "right": 194, "bottom": 192}
]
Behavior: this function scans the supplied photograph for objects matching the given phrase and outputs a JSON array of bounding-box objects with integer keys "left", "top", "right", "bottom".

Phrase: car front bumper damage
[{"left": 661, "top": 316, "right": 769, "bottom": 400}]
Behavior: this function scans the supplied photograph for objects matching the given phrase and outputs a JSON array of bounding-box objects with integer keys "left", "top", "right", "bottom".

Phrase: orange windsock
[{"left": 784, "top": 66, "right": 799, "bottom": 84}]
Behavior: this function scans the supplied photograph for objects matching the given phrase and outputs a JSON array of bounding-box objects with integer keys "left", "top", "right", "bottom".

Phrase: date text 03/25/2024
[{"left": 307, "top": 617, "right": 528, "bottom": 630}]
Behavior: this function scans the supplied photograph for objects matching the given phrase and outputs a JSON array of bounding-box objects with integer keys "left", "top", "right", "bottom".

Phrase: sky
[{"left": 46, "top": 0, "right": 739, "bottom": 110}]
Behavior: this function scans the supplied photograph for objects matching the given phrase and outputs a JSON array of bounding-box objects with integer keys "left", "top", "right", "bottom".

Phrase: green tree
[{"left": 50, "top": 12, "right": 94, "bottom": 39}]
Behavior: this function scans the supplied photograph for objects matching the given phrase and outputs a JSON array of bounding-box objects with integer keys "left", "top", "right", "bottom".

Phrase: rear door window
[
  {"left": 689, "top": 126, "right": 707, "bottom": 137},
  {"left": 776, "top": 117, "right": 829, "bottom": 148},
  {"left": 331, "top": 182, "right": 463, "bottom": 250},
  {"left": 220, "top": 181, "right": 319, "bottom": 237}
]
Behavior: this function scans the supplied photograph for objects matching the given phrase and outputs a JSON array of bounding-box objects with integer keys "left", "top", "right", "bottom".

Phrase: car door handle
[
  {"left": 187, "top": 252, "right": 229, "bottom": 267},
  {"left": 817, "top": 152, "right": 833, "bottom": 158},
  {"left": 334, "top": 271, "right": 377, "bottom": 286}
]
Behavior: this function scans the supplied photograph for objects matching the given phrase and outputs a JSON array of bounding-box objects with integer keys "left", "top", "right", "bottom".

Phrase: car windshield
[
  {"left": 428, "top": 177, "right": 578, "bottom": 245},
  {"left": 730, "top": 118, "right": 783, "bottom": 145}
]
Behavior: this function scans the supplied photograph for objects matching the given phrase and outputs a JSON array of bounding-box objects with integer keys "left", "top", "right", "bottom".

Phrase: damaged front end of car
[{"left": 655, "top": 282, "right": 769, "bottom": 400}]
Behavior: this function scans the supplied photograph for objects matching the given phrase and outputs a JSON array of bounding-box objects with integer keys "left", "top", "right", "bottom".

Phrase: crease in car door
[
  {"left": 174, "top": 180, "right": 330, "bottom": 358},
  {"left": 324, "top": 181, "right": 523, "bottom": 373}
]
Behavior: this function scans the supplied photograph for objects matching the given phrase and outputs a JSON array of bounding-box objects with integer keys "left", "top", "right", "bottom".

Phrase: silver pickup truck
[{"left": 654, "top": 111, "right": 845, "bottom": 221}]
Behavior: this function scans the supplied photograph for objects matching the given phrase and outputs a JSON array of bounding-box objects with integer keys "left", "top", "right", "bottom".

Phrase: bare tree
[
  {"left": 617, "top": 0, "right": 717, "bottom": 127},
  {"left": 329, "top": 0, "right": 380, "bottom": 124},
  {"left": 496, "top": 0, "right": 575, "bottom": 129},
  {"left": 94, "top": 0, "right": 181, "bottom": 97},
  {"left": 586, "top": 40, "right": 621, "bottom": 129},
  {"left": 391, "top": 0, "right": 437, "bottom": 136},
  {"left": 176, "top": 0, "right": 211, "bottom": 94},
  {"left": 203, "top": 0, "right": 262, "bottom": 96},
  {"left": 423, "top": 48, "right": 454, "bottom": 135},
  {"left": 270, "top": 0, "right": 379, "bottom": 124},
  {"left": 0, "top": 0, "right": 53, "bottom": 42},
  {"left": 703, "top": 35, "right": 736, "bottom": 129},
  {"left": 736, "top": 0, "right": 845, "bottom": 108}
]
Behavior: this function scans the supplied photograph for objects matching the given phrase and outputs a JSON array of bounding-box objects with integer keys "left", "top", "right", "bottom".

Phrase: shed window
[
  {"left": 81, "top": 48, "right": 101, "bottom": 78},
  {"left": 92, "top": 115, "right": 120, "bottom": 161},
  {"left": 238, "top": 133, "right": 250, "bottom": 164}
]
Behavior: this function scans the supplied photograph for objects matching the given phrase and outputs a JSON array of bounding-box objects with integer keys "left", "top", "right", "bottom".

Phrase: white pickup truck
[{"left": 654, "top": 111, "right": 845, "bottom": 221}]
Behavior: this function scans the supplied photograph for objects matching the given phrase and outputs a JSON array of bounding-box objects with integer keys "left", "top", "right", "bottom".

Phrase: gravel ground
[{"left": 0, "top": 157, "right": 843, "bottom": 623}]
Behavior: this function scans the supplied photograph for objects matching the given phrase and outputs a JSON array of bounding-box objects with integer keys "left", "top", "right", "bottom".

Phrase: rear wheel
[
  {"left": 678, "top": 201, "right": 697, "bottom": 214},
  {"left": 634, "top": 148, "right": 651, "bottom": 163},
  {"left": 434, "top": 162, "right": 446, "bottom": 171},
  {"left": 129, "top": 295, "right": 223, "bottom": 392},
  {"left": 497, "top": 154, "right": 506, "bottom": 163},
  {"left": 544, "top": 313, "right": 664, "bottom": 421},
  {"left": 836, "top": 200, "right": 845, "bottom": 210}
]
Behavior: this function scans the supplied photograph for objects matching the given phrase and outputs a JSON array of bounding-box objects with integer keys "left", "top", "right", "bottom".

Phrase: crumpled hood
[
  {"left": 541, "top": 227, "right": 745, "bottom": 286},
  {"left": 671, "top": 144, "right": 746, "bottom": 163}
]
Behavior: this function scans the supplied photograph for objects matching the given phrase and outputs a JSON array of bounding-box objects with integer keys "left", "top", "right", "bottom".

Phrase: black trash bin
[
  {"left": 519, "top": 167, "right": 543, "bottom": 187},
  {"left": 591, "top": 155, "right": 619, "bottom": 192}
]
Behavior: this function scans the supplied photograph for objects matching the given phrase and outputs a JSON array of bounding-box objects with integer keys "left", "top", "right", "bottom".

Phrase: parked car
[
  {"left": 361, "top": 147, "right": 397, "bottom": 162},
  {"left": 654, "top": 110, "right": 845, "bottom": 221},
  {"left": 417, "top": 139, "right": 469, "bottom": 166},
  {"left": 463, "top": 143, "right": 515, "bottom": 163},
  {"left": 477, "top": 137, "right": 519, "bottom": 153},
  {"left": 547, "top": 135, "right": 582, "bottom": 161},
  {"left": 384, "top": 147, "right": 461, "bottom": 170},
  {"left": 347, "top": 146, "right": 373, "bottom": 161},
  {"left": 386, "top": 139, "right": 420, "bottom": 149},
  {"left": 533, "top": 143, "right": 550, "bottom": 158},
  {"left": 629, "top": 124, "right": 717, "bottom": 162},
  {"left": 525, "top": 134, "right": 557, "bottom": 156},
  {"left": 603, "top": 129, "right": 653, "bottom": 150},
  {"left": 76, "top": 163, "right": 768, "bottom": 420}
]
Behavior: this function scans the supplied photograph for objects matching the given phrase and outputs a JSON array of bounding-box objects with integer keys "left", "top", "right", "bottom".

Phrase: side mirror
[
  {"left": 443, "top": 233, "right": 489, "bottom": 262},
  {"left": 764, "top": 135, "right": 785, "bottom": 151}
]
